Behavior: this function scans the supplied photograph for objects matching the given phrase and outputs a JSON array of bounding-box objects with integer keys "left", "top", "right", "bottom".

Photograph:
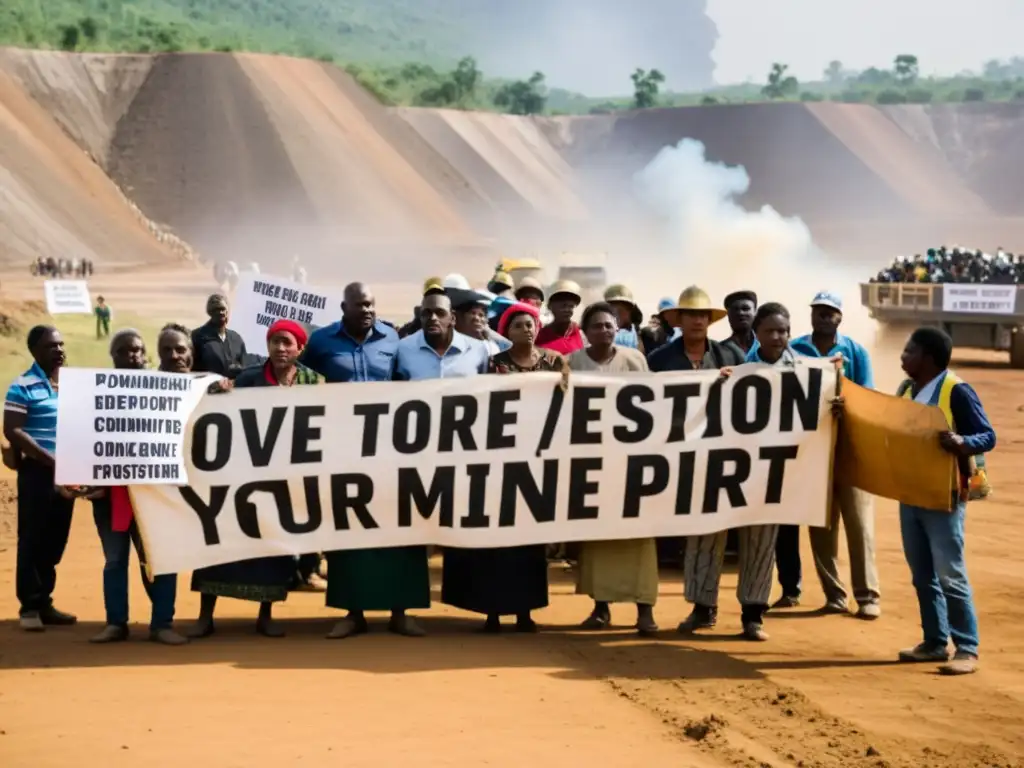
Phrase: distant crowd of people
[
  {"left": 30, "top": 257, "right": 95, "bottom": 279},
  {"left": 1, "top": 265, "right": 996, "bottom": 677},
  {"left": 869, "top": 246, "right": 1022, "bottom": 284}
]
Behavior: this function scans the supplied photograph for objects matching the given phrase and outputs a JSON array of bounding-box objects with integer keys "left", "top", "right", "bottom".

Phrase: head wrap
[
  {"left": 267, "top": 319, "right": 308, "bottom": 348},
  {"left": 497, "top": 301, "right": 541, "bottom": 339}
]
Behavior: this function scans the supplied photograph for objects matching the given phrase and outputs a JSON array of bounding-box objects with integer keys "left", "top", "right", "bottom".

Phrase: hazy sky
[{"left": 709, "top": 0, "right": 1024, "bottom": 83}]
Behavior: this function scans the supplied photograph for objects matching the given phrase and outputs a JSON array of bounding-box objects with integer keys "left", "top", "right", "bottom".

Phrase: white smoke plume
[{"left": 631, "top": 138, "right": 847, "bottom": 334}]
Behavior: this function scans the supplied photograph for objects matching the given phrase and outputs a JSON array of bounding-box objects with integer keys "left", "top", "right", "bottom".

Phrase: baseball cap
[{"left": 810, "top": 291, "right": 842, "bottom": 312}]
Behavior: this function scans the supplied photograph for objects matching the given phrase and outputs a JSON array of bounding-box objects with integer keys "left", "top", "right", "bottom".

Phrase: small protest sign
[
  {"left": 44, "top": 280, "right": 92, "bottom": 314},
  {"left": 232, "top": 272, "right": 341, "bottom": 352}
]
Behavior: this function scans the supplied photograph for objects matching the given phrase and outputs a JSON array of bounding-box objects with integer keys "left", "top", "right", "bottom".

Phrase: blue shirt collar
[
  {"left": 335, "top": 320, "right": 387, "bottom": 344},
  {"left": 415, "top": 329, "right": 472, "bottom": 355}
]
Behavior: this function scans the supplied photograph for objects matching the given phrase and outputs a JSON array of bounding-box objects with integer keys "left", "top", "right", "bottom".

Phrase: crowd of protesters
[
  {"left": 30, "top": 257, "right": 94, "bottom": 278},
  {"left": 869, "top": 246, "right": 1022, "bottom": 284},
  {"left": 1, "top": 264, "right": 996, "bottom": 677}
]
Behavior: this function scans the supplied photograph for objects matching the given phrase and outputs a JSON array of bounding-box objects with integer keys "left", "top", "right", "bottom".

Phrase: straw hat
[
  {"left": 604, "top": 284, "right": 643, "bottom": 326},
  {"left": 604, "top": 283, "right": 637, "bottom": 306},
  {"left": 514, "top": 276, "right": 545, "bottom": 300},
  {"left": 548, "top": 279, "right": 582, "bottom": 303},
  {"left": 659, "top": 286, "right": 727, "bottom": 324}
]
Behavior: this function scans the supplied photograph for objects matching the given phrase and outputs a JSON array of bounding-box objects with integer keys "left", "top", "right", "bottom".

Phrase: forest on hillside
[{"left": 2, "top": 0, "right": 1023, "bottom": 114}]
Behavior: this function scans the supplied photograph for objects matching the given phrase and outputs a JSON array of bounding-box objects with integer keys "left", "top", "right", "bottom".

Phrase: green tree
[
  {"left": 493, "top": 72, "right": 547, "bottom": 115},
  {"left": 59, "top": 24, "right": 80, "bottom": 51},
  {"left": 761, "top": 63, "right": 798, "bottom": 99},
  {"left": 631, "top": 68, "right": 666, "bottom": 109},
  {"left": 824, "top": 60, "right": 845, "bottom": 85},
  {"left": 451, "top": 56, "right": 481, "bottom": 105},
  {"left": 79, "top": 17, "right": 100, "bottom": 42},
  {"left": 894, "top": 54, "right": 919, "bottom": 85}
]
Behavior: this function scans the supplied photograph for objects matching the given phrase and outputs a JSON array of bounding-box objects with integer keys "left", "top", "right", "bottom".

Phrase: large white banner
[
  {"left": 232, "top": 272, "right": 342, "bottom": 351},
  {"left": 942, "top": 284, "right": 1016, "bottom": 314},
  {"left": 55, "top": 369, "right": 222, "bottom": 485},
  {"left": 44, "top": 280, "right": 92, "bottom": 314},
  {"left": 129, "top": 361, "right": 838, "bottom": 575}
]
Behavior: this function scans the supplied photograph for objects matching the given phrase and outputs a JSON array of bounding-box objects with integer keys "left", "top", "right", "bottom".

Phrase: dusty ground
[{"left": 1, "top": 269, "right": 1023, "bottom": 768}]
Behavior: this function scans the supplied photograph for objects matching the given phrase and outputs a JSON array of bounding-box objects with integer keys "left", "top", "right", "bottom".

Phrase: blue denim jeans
[
  {"left": 92, "top": 499, "right": 176, "bottom": 631},
  {"left": 899, "top": 500, "right": 979, "bottom": 656}
]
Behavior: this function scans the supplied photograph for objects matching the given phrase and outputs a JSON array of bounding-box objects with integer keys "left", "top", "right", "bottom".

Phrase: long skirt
[
  {"left": 325, "top": 546, "right": 430, "bottom": 611},
  {"left": 442, "top": 545, "right": 548, "bottom": 616},
  {"left": 191, "top": 556, "right": 294, "bottom": 603},
  {"left": 576, "top": 539, "right": 658, "bottom": 605}
]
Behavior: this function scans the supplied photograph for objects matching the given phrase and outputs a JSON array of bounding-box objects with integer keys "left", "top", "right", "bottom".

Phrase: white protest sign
[
  {"left": 130, "top": 362, "right": 837, "bottom": 575},
  {"left": 232, "top": 272, "right": 341, "bottom": 352},
  {"left": 55, "top": 368, "right": 222, "bottom": 486},
  {"left": 44, "top": 280, "right": 92, "bottom": 314},
  {"left": 942, "top": 284, "right": 1017, "bottom": 314}
]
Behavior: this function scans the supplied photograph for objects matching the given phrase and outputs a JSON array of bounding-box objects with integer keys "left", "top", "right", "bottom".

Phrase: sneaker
[
  {"left": 742, "top": 622, "right": 769, "bottom": 641},
  {"left": 770, "top": 595, "right": 800, "bottom": 610},
  {"left": 150, "top": 628, "right": 189, "bottom": 646},
  {"left": 856, "top": 603, "right": 881, "bottom": 620},
  {"left": 898, "top": 643, "right": 950, "bottom": 663},
  {"left": 19, "top": 612, "right": 44, "bottom": 632},
  {"left": 90, "top": 624, "right": 129, "bottom": 643},
  {"left": 39, "top": 606, "right": 77, "bottom": 626},
  {"left": 939, "top": 651, "right": 978, "bottom": 675}
]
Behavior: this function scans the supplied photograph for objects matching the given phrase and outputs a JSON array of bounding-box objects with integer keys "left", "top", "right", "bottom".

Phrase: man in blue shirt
[
  {"left": 303, "top": 282, "right": 399, "bottom": 383},
  {"left": 893, "top": 327, "right": 994, "bottom": 675},
  {"left": 3, "top": 325, "right": 76, "bottom": 631},
  {"left": 304, "top": 283, "right": 431, "bottom": 641},
  {"left": 395, "top": 292, "right": 490, "bottom": 380},
  {"left": 785, "top": 291, "right": 881, "bottom": 620}
]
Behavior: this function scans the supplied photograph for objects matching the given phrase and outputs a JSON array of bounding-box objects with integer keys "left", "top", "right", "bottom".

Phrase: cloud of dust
[{"left": 630, "top": 138, "right": 875, "bottom": 342}]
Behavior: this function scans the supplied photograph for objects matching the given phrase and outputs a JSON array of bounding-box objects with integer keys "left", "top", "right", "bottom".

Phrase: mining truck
[{"left": 861, "top": 282, "right": 1024, "bottom": 368}]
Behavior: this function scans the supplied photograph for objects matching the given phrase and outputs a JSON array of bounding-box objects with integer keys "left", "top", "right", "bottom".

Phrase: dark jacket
[
  {"left": 647, "top": 336, "right": 745, "bottom": 372},
  {"left": 191, "top": 322, "right": 248, "bottom": 378}
]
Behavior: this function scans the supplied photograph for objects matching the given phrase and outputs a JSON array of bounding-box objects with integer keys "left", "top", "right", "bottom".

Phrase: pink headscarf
[{"left": 497, "top": 302, "right": 541, "bottom": 339}]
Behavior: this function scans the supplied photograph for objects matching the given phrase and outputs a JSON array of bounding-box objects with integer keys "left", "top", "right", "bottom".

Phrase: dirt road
[{"left": 1, "top": 340, "right": 1023, "bottom": 768}]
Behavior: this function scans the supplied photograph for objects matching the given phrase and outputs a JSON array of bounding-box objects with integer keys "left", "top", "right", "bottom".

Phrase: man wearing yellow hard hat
[{"left": 603, "top": 284, "right": 645, "bottom": 352}]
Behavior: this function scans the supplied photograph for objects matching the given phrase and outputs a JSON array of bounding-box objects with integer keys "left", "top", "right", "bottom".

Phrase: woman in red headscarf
[
  {"left": 441, "top": 302, "right": 563, "bottom": 632},
  {"left": 187, "top": 320, "right": 320, "bottom": 640}
]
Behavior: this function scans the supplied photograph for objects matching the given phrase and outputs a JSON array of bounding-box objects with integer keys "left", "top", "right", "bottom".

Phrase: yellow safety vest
[{"left": 899, "top": 371, "right": 990, "bottom": 498}]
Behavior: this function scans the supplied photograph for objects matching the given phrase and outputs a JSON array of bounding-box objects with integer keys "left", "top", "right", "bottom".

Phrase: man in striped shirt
[{"left": 3, "top": 325, "right": 77, "bottom": 631}]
